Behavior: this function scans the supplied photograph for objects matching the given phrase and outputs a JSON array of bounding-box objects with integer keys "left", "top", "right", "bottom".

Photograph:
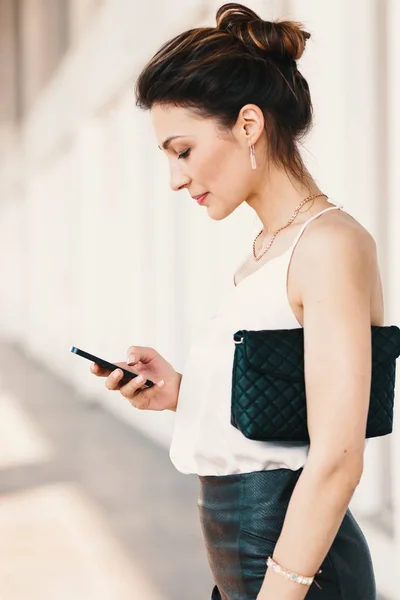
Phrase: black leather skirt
[{"left": 198, "top": 468, "right": 376, "bottom": 600}]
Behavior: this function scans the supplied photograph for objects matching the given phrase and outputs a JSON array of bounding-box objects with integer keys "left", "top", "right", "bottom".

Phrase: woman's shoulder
[
  {"left": 289, "top": 206, "right": 380, "bottom": 317},
  {"left": 301, "top": 207, "right": 377, "bottom": 258}
]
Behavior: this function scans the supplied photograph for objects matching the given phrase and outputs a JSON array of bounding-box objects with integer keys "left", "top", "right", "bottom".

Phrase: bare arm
[{"left": 257, "top": 223, "right": 376, "bottom": 599}]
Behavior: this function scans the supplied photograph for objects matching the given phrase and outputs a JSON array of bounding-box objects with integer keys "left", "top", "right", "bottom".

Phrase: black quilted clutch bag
[{"left": 231, "top": 325, "right": 400, "bottom": 442}]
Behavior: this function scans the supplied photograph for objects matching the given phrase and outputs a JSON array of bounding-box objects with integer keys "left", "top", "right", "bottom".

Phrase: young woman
[{"left": 91, "top": 3, "right": 381, "bottom": 598}]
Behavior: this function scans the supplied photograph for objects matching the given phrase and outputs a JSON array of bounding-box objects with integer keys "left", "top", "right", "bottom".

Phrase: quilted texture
[{"left": 230, "top": 325, "right": 400, "bottom": 442}]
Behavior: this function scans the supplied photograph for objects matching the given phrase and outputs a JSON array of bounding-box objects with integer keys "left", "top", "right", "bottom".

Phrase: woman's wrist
[{"left": 169, "top": 372, "right": 182, "bottom": 412}]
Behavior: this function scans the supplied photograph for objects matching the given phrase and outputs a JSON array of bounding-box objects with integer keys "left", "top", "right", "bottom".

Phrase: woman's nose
[{"left": 170, "top": 166, "right": 190, "bottom": 192}]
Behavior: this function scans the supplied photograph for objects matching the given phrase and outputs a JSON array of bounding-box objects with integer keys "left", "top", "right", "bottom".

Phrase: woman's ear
[{"left": 236, "top": 104, "right": 265, "bottom": 146}]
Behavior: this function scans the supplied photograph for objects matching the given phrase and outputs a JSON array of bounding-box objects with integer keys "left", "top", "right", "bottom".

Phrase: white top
[{"left": 169, "top": 203, "right": 344, "bottom": 476}]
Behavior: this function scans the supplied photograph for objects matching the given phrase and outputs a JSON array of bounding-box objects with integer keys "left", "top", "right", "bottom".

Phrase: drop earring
[{"left": 249, "top": 144, "right": 257, "bottom": 170}]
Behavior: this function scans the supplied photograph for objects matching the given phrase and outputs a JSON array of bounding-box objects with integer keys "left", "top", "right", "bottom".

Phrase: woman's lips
[{"left": 195, "top": 193, "right": 209, "bottom": 205}]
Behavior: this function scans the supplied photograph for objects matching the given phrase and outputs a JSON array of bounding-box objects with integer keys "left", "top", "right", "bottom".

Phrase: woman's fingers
[
  {"left": 90, "top": 350, "right": 170, "bottom": 411},
  {"left": 119, "top": 375, "right": 151, "bottom": 409},
  {"left": 126, "top": 345, "right": 158, "bottom": 366},
  {"left": 91, "top": 361, "right": 126, "bottom": 379},
  {"left": 90, "top": 362, "right": 114, "bottom": 377},
  {"left": 105, "top": 368, "right": 124, "bottom": 390},
  {"left": 91, "top": 363, "right": 110, "bottom": 376}
]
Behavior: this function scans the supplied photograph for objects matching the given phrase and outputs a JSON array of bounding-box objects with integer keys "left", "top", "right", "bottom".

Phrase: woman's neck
[{"left": 247, "top": 165, "right": 326, "bottom": 234}]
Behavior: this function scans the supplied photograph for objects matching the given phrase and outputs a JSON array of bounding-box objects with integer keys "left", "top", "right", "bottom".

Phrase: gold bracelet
[{"left": 266, "top": 556, "right": 315, "bottom": 586}]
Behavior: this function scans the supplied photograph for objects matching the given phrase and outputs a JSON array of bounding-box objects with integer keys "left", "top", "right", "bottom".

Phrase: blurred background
[{"left": 0, "top": 0, "right": 399, "bottom": 598}]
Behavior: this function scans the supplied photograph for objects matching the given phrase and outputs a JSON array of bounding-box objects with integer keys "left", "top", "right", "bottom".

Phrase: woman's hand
[{"left": 90, "top": 345, "right": 182, "bottom": 412}]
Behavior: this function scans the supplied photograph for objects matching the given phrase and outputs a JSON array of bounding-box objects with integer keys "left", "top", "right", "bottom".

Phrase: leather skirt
[{"left": 198, "top": 468, "right": 376, "bottom": 600}]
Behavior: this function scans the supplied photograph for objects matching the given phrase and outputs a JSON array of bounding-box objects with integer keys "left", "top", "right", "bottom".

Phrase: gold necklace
[{"left": 252, "top": 193, "right": 328, "bottom": 262}]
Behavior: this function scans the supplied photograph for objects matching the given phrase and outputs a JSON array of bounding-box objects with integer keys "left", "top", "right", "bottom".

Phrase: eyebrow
[{"left": 158, "top": 135, "right": 187, "bottom": 151}]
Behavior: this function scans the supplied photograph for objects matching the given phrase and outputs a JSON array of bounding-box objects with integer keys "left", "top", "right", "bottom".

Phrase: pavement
[{"left": 0, "top": 341, "right": 214, "bottom": 600}]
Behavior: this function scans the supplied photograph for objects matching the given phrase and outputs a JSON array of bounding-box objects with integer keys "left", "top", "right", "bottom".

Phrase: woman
[{"left": 91, "top": 3, "right": 381, "bottom": 598}]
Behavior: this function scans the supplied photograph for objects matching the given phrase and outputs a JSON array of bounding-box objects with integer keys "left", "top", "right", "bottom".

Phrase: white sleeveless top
[{"left": 169, "top": 202, "right": 344, "bottom": 476}]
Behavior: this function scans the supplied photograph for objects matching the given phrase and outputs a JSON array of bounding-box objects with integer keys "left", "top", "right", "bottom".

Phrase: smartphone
[{"left": 70, "top": 346, "right": 154, "bottom": 388}]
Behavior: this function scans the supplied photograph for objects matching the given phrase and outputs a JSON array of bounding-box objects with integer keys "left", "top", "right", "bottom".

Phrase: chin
[
  {"left": 206, "top": 201, "right": 236, "bottom": 221},
  {"left": 207, "top": 209, "right": 228, "bottom": 221}
]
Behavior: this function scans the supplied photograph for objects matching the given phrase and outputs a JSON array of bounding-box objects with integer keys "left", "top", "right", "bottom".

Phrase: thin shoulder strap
[{"left": 288, "top": 203, "right": 343, "bottom": 254}]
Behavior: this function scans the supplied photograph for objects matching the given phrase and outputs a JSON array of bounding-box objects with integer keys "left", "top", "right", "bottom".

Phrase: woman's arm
[{"left": 257, "top": 222, "right": 377, "bottom": 600}]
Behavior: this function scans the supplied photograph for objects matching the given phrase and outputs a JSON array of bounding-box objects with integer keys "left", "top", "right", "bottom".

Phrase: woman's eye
[{"left": 178, "top": 148, "right": 191, "bottom": 160}]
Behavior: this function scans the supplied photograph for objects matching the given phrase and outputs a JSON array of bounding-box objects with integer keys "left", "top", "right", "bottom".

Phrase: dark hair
[{"left": 135, "top": 3, "right": 312, "bottom": 183}]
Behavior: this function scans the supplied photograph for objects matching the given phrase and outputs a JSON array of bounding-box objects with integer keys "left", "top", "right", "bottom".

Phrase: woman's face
[{"left": 151, "top": 104, "right": 261, "bottom": 220}]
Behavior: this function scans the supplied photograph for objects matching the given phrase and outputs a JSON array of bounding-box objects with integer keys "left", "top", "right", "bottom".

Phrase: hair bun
[{"left": 216, "top": 3, "right": 310, "bottom": 62}]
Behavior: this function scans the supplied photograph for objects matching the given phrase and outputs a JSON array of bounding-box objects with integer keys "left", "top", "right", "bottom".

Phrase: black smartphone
[{"left": 70, "top": 346, "right": 154, "bottom": 388}]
